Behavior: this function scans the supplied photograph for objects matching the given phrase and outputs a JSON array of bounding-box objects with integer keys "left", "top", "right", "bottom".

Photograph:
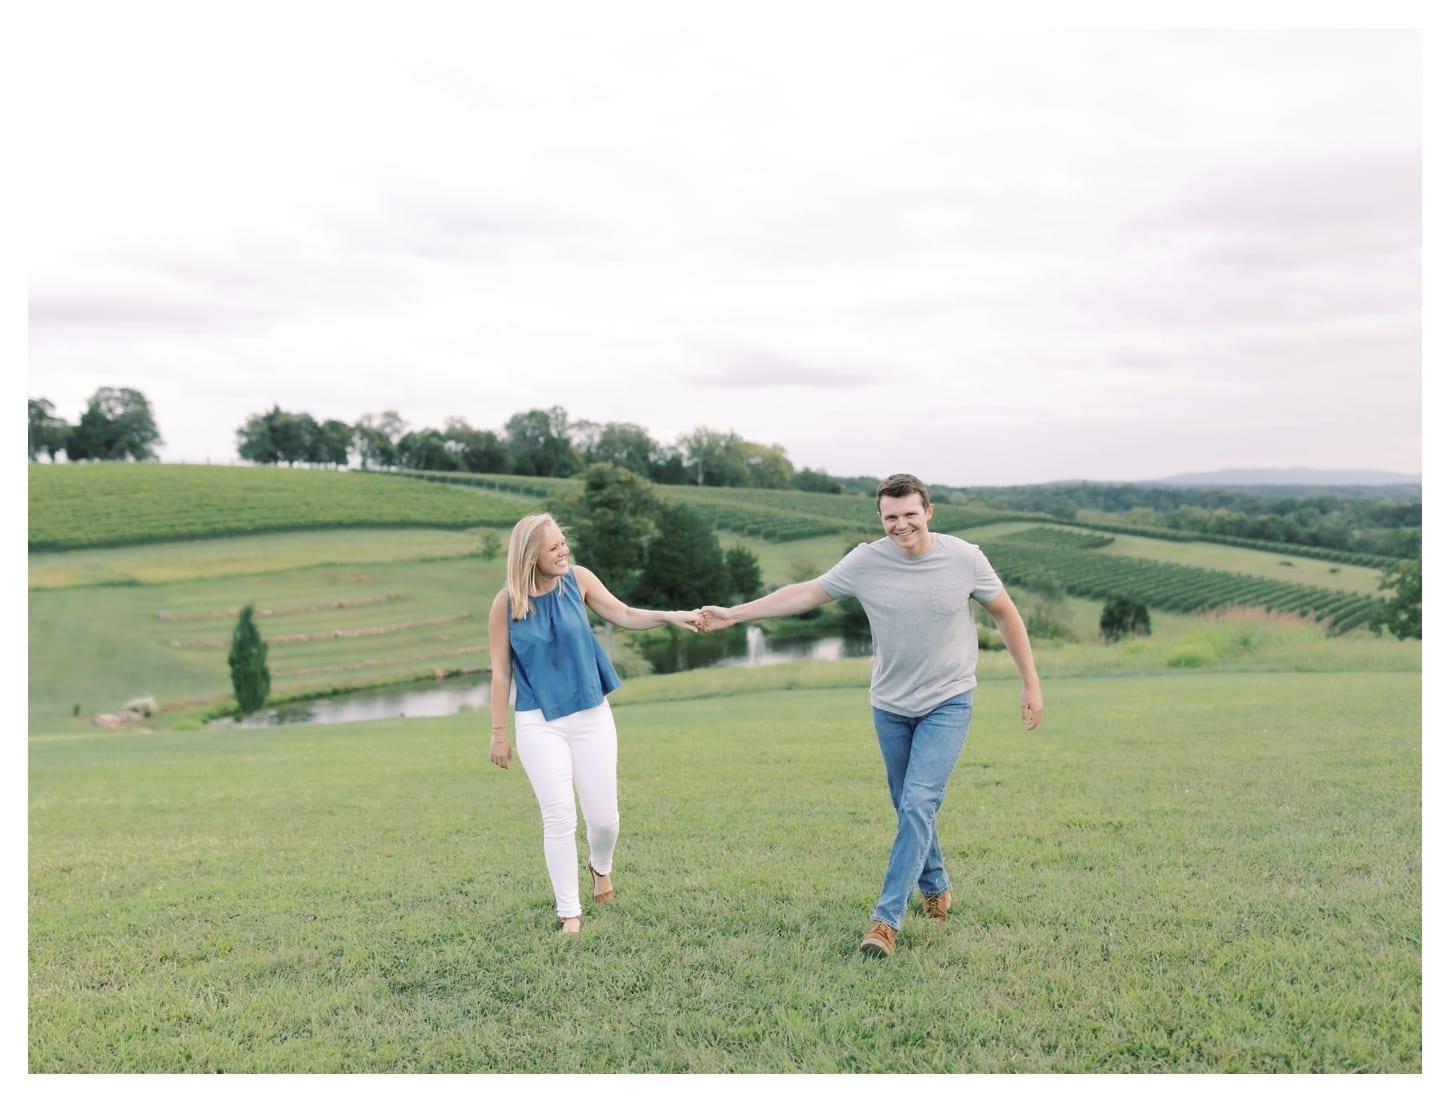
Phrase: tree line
[
  {"left": 847, "top": 477, "right": 1421, "bottom": 561},
  {"left": 28, "top": 390, "right": 163, "bottom": 463},
  {"left": 28, "top": 390, "right": 844, "bottom": 492},
  {"left": 26, "top": 388, "right": 1420, "bottom": 568},
  {"left": 232, "top": 402, "right": 845, "bottom": 493}
]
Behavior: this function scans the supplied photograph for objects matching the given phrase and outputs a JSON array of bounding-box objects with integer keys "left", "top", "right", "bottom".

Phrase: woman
[{"left": 488, "top": 513, "right": 703, "bottom": 934}]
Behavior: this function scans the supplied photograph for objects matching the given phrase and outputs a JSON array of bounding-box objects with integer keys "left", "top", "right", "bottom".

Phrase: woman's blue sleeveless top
[{"left": 507, "top": 568, "right": 621, "bottom": 721}]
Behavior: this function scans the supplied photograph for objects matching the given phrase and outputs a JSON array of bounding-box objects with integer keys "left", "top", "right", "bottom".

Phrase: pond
[
  {"left": 635, "top": 624, "right": 874, "bottom": 672},
  {"left": 231, "top": 626, "right": 871, "bottom": 729}
]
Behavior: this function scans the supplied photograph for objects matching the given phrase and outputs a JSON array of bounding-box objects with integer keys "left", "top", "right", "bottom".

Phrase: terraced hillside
[
  {"left": 28, "top": 464, "right": 530, "bottom": 550},
  {"left": 387, "top": 468, "right": 1039, "bottom": 542},
  {"left": 982, "top": 527, "right": 1381, "bottom": 633}
]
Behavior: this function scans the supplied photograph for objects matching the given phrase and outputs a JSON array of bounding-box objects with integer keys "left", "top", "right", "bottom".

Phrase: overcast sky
[{"left": 25, "top": 5, "right": 1427, "bottom": 487}]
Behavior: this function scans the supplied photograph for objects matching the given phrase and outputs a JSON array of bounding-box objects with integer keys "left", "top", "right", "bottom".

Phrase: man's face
[{"left": 878, "top": 493, "right": 933, "bottom": 557}]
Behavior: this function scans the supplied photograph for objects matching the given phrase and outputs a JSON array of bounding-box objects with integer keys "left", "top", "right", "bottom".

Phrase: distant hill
[{"left": 1146, "top": 468, "right": 1420, "bottom": 488}]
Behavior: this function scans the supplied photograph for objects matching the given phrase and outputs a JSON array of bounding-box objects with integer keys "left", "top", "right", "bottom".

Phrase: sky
[{"left": 23, "top": 3, "right": 1431, "bottom": 488}]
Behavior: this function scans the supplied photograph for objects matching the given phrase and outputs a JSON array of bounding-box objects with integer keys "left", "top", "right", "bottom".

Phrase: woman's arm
[
  {"left": 487, "top": 590, "right": 514, "bottom": 768},
  {"left": 573, "top": 565, "right": 702, "bottom": 632}
]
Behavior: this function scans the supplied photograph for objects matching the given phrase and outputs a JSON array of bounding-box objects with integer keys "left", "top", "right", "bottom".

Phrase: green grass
[
  {"left": 29, "top": 671, "right": 1420, "bottom": 1072},
  {"left": 26, "top": 471, "right": 1423, "bottom": 1072}
]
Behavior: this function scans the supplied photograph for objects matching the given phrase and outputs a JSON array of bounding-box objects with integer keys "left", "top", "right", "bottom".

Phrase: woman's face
[{"left": 534, "top": 524, "right": 571, "bottom": 579}]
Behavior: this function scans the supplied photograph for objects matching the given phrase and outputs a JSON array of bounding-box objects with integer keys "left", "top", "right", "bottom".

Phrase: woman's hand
[
  {"left": 489, "top": 735, "right": 512, "bottom": 769},
  {"left": 671, "top": 609, "right": 706, "bottom": 633}
]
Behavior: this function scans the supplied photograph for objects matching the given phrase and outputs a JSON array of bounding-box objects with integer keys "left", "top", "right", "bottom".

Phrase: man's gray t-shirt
[{"left": 818, "top": 532, "right": 1004, "bottom": 717}]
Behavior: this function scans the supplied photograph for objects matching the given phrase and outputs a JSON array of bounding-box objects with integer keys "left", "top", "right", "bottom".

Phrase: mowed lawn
[{"left": 29, "top": 671, "right": 1421, "bottom": 1073}]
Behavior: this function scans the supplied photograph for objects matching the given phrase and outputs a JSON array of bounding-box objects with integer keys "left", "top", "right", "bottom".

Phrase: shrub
[
  {"left": 1101, "top": 595, "right": 1152, "bottom": 642},
  {"left": 1166, "top": 644, "right": 1212, "bottom": 668}
]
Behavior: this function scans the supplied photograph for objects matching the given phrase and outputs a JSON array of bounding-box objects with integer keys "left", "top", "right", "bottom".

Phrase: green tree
[
  {"left": 236, "top": 408, "right": 283, "bottom": 464},
  {"left": 236, "top": 407, "right": 321, "bottom": 466},
  {"left": 678, "top": 427, "right": 750, "bottom": 486},
  {"left": 648, "top": 444, "right": 689, "bottom": 485},
  {"left": 1100, "top": 595, "right": 1151, "bottom": 642},
  {"left": 723, "top": 545, "right": 764, "bottom": 604},
  {"left": 791, "top": 467, "right": 844, "bottom": 494},
  {"left": 270, "top": 411, "right": 316, "bottom": 466},
  {"left": 443, "top": 418, "right": 509, "bottom": 473},
  {"left": 28, "top": 398, "right": 71, "bottom": 461},
  {"left": 506, "top": 406, "right": 579, "bottom": 477},
  {"left": 67, "top": 387, "right": 163, "bottom": 461},
  {"left": 353, "top": 411, "right": 407, "bottom": 470},
  {"left": 396, "top": 428, "right": 459, "bottom": 470},
  {"left": 227, "top": 603, "right": 271, "bottom": 714},
  {"left": 311, "top": 418, "right": 354, "bottom": 467},
  {"left": 740, "top": 440, "right": 794, "bottom": 488},
  {"left": 550, "top": 464, "right": 661, "bottom": 603},
  {"left": 1370, "top": 557, "right": 1421, "bottom": 640},
  {"left": 582, "top": 421, "right": 657, "bottom": 477},
  {"left": 636, "top": 503, "right": 729, "bottom": 607}
]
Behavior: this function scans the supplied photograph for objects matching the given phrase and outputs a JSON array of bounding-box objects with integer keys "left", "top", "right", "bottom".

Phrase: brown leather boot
[
  {"left": 922, "top": 891, "right": 952, "bottom": 923},
  {"left": 860, "top": 921, "right": 897, "bottom": 957}
]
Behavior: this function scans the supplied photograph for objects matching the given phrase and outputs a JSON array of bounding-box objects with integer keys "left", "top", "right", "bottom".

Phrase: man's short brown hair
[{"left": 875, "top": 473, "right": 931, "bottom": 511}]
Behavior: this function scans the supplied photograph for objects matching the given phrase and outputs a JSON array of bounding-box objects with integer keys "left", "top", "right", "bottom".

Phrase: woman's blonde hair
[{"left": 505, "top": 513, "right": 566, "bottom": 621}]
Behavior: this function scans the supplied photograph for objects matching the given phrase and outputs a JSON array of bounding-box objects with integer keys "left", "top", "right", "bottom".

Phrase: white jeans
[{"left": 514, "top": 701, "right": 619, "bottom": 919}]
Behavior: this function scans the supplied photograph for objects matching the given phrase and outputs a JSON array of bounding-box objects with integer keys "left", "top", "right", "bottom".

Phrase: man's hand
[
  {"left": 1020, "top": 687, "right": 1044, "bottom": 731},
  {"left": 700, "top": 605, "right": 735, "bottom": 631}
]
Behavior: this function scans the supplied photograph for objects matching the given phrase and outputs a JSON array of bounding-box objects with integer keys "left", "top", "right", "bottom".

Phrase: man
[{"left": 701, "top": 472, "right": 1043, "bottom": 957}]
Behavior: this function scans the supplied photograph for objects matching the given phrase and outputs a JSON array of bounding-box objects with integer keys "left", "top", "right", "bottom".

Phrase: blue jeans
[{"left": 870, "top": 691, "right": 973, "bottom": 929}]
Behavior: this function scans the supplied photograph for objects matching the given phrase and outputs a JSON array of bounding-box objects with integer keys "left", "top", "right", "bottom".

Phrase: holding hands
[
  {"left": 666, "top": 608, "right": 733, "bottom": 632},
  {"left": 669, "top": 609, "right": 708, "bottom": 633},
  {"left": 698, "top": 606, "right": 733, "bottom": 631}
]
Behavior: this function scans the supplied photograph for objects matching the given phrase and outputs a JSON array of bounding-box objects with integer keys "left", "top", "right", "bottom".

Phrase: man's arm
[
  {"left": 702, "top": 579, "right": 833, "bottom": 630},
  {"left": 982, "top": 590, "right": 1043, "bottom": 730}
]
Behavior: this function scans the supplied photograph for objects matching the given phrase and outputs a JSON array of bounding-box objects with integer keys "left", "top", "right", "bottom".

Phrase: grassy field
[
  {"left": 27, "top": 528, "right": 490, "bottom": 590},
  {"left": 28, "top": 552, "right": 506, "bottom": 726},
  {"left": 26, "top": 465, "right": 1423, "bottom": 1074},
  {"left": 29, "top": 671, "right": 1420, "bottom": 1072}
]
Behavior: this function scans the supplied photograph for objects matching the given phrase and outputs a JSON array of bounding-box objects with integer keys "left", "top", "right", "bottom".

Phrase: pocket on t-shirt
[{"left": 929, "top": 584, "right": 969, "bottom": 616}]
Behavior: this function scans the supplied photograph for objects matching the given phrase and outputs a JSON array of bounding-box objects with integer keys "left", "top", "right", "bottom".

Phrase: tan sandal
[
  {"left": 559, "top": 915, "right": 582, "bottom": 935},
  {"left": 588, "top": 862, "right": 615, "bottom": 904}
]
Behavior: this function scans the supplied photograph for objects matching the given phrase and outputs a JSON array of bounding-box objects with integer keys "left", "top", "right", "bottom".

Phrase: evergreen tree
[
  {"left": 228, "top": 603, "right": 271, "bottom": 713},
  {"left": 723, "top": 545, "right": 764, "bottom": 603},
  {"left": 636, "top": 503, "right": 728, "bottom": 607},
  {"left": 550, "top": 464, "right": 661, "bottom": 603}
]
